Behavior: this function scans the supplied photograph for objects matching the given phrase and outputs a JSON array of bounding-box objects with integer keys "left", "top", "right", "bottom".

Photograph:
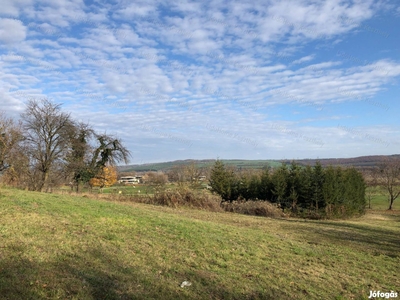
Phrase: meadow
[{"left": 0, "top": 187, "right": 399, "bottom": 299}]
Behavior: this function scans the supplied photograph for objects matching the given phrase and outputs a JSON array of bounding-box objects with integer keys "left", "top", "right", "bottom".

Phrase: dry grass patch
[{"left": 221, "top": 200, "right": 285, "bottom": 218}]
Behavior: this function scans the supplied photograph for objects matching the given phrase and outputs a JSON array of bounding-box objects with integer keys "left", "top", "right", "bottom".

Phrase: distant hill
[
  {"left": 119, "top": 155, "right": 400, "bottom": 173},
  {"left": 292, "top": 154, "right": 400, "bottom": 168},
  {"left": 118, "top": 159, "right": 280, "bottom": 172}
]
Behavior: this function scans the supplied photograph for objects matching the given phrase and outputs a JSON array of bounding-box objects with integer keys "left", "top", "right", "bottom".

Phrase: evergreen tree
[
  {"left": 343, "top": 168, "right": 366, "bottom": 214},
  {"left": 258, "top": 168, "right": 273, "bottom": 200},
  {"left": 271, "top": 163, "right": 289, "bottom": 205},
  {"left": 311, "top": 161, "right": 325, "bottom": 211},
  {"left": 322, "top": 166, "right": 344, "bottom": 216},
  {"left": 298, "top": 165, "right": 313, "bottom": 208},
  {"left": 287, "top": 161, "right": 301, "bottom": 210},
  {"left": 209, "top": 160, "right": 237, "bottom": 202}
]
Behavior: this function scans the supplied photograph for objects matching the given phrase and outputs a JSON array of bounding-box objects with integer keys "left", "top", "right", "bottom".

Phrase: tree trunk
[
  {"left": 388, "top": 197, "right": 394, "bottom": 210},
  {"left": 39, "top": 171, "right": 49, "bottom": 192}
]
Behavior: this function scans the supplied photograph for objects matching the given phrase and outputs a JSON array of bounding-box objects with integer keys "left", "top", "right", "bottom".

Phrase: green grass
[
  {"left": 101, "top": 184, "right": 156, "bottom": 195},
  {"left": 366, "top": 186, "right": 393, "bottom": 210},
  {"left": 57, "top": 184, "right": 156, "bottom": 196},
  {"left": 0, "top": 187, "right": 399, "bottom": 299}
]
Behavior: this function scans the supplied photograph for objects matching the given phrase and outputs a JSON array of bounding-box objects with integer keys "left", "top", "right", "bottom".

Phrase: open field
[
  {"left": 366, "top": 186, "right": 393, "bottom": 210},
  {"left": 80, "top": 185, "right": 156, "bottom": 196},
  {"left": 0, "top": 187, "right": 399, "bottom": 299}
]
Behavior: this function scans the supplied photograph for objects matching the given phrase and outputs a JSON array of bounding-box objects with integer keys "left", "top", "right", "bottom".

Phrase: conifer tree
[{"left": 209, "top": 160, "right": 237, "bottom": 202}]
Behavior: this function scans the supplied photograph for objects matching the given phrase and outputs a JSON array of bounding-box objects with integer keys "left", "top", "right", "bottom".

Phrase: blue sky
[{"left": 0, "top": 0, "right": 399, "bottom": 164}]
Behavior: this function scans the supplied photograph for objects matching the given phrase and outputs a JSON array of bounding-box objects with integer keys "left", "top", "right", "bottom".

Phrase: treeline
[
  {"left": 209, "top": 160, "right": 366, "bottom": 218},
  {"left": 0, "top": 99, "right": 130, "bottom": 192}
]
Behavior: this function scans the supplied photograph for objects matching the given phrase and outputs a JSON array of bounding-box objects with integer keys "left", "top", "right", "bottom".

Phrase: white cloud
[
  {"left": 0, "top": 18, "right": 27, "bottom": 44},
  {"left": 113, "top": 0, "right": 160, "bottom": 19},
  {"left": 292, "top": 55, "right": 315, "bottom": 64},
  {"left": 0, "top": 0, "right": 33, "bottom": 17},
  {"left": 33, "top": 0, "right": 86, "bottom": 27}
]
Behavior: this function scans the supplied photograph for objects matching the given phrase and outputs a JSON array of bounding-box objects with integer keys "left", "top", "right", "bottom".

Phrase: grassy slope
[{"left": 0, "top": 188, "right": 399, "bottom": 300}]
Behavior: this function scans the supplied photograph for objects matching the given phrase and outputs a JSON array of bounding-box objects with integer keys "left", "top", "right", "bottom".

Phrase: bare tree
[
  {"left": 378, "top": 158, "right": 400, "bottom": 210},
  {"left": 0, "top": 113, "right": 23, "bottom": 172},
  {"left": 167, "top": 163, "right": 204, "bottom": 188},
  {"left": 22, "top": 99, "right": 73, "bottom": 192},
  {"left": 143, "top": 172, "right": 168, "bottom": 186},
  {"left": 184, "top": 163, "right": 204, "bottom": 188},
  {"left": 167, "top": 165, "right": 186, "bottom": 183}
]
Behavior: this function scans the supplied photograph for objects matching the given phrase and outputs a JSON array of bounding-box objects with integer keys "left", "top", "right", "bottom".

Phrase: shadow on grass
[
  {"left": 0, "top": 247, "right": 292, "bottom": 300},
  {"left": 280, "top": 217, "right": 400, "bottom": 258},
  {"left": 0, "top": 257, "right": 43, "bottom": 300}
]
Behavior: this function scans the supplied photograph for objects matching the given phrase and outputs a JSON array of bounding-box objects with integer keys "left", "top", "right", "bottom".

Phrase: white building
[{"left": 119, "top": 176, "right": 142, "bottom": 184}]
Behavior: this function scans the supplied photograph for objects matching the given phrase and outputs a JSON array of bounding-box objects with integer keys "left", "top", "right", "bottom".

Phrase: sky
[{"left": 0, "top": 0, "right": 399, "bottom": 164}]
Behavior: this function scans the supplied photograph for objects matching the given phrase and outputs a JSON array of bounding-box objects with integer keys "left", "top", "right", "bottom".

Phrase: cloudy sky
[{"left": 1, "top": 0, "right": 399, "bottom": 164}]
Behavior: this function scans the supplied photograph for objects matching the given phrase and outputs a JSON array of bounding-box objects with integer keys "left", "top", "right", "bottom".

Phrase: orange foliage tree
[{"left": 89, "top": 166, "right": 117, "bottom": 188}]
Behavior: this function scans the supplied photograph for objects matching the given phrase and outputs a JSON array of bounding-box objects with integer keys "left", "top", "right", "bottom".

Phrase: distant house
[{"left": 119, "top": 176, "right": 143, "bottom": 184}]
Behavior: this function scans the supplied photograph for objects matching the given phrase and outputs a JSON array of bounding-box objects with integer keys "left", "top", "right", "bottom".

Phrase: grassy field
[
  {"left": 0, "top": 187, "right": 399, "bottom": 299},
  {"left": 366, "top": 186, "right": 392, "bottom": 210},
  {"left": 98, "top": 184, "right": 156, "bottom": 196}
]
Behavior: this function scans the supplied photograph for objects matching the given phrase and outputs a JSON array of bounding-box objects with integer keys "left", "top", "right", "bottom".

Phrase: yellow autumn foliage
[{"left": 89, "top": 166, "right": 117, "bottom": 188}]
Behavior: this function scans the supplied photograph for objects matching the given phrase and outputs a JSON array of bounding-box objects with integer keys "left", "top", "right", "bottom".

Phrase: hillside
[
  {"left": 118, "top": 159, "right": 281, "bottom": 172},
  {"left": 119, "top": 155, "right": 400, "bottom": 172},
  {"left": 0, "top": 187, "right": 399, "bottom": 299},
  {"left": 293, "top": 154, "right": 400, "bottom": 168}
]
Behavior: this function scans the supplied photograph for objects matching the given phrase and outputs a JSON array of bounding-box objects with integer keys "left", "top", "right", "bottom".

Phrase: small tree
[
  {"left": 287, "top": 162, "right": 302, "bottom": 211},
  {"left": 236, "top": 170, "right": 262, "bottom": 200},
  {"left": 323, "top": 166, "right": 341, "bottom": 214},
  {"left": 65, "top": 122, "right": 95, "bottom": 192},
  {"left": 258, "top": 168, "right": 273, "bottom": 200},
  {"left": 271, "top": 163, "right": 288, "bottom": 205},
  {"left": 89, "top": 166, "right": 118, "bottom": 189},
  {"left": 209, "top": 160, "right": 237, "bottom": 202},
  {"left": 342, "top": 168, "right": 366, "bottom": 214},
  {"left": 378, "top": 159, "right": 400, "bottom": 210},
  {"left": 298, "top": 165, "right": 313, "bottom": 208},
  {"left": 311, "top": 161, "right": 325, "bottom": 211}
]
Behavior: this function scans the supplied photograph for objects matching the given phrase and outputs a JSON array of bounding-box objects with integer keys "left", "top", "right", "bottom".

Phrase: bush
[
  {"left": 221, "top": 200, "right": 285, "bottom": 218},
  {"left": 146, "top": 185, "right": 223, "bottom": 212}
]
